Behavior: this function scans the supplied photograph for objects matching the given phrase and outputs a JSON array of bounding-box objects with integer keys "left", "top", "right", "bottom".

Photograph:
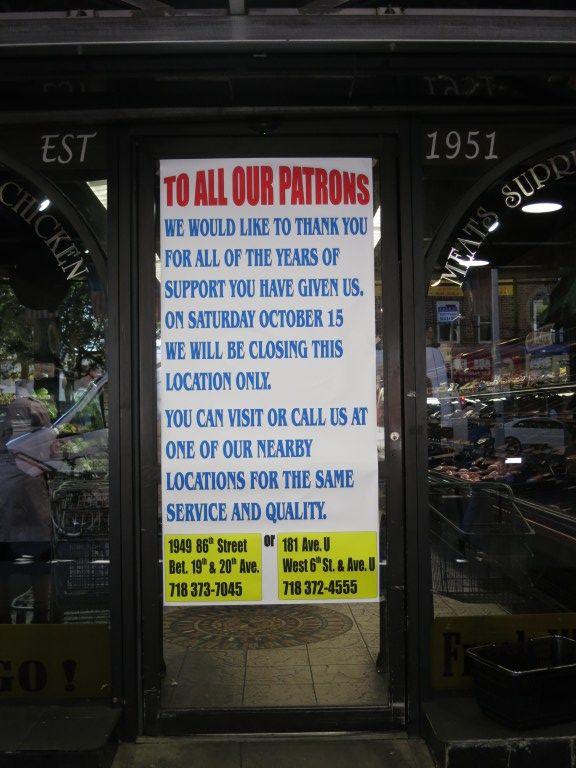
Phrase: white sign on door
[{"left": 160, "top": 158, "right": 379, "bottom": 604}]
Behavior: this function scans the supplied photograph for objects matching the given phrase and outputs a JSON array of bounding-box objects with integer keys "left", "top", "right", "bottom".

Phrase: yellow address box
[
  {"left": 164, "top": 533, "right": 262, "bottom": 602},
  {"left": 278, "top": 531, "right": 378, "bottom": 600}
]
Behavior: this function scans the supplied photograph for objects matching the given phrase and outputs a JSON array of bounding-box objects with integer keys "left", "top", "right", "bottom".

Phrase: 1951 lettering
[{"left": 425, "top": 130, "right": 498, "bottom": 161}]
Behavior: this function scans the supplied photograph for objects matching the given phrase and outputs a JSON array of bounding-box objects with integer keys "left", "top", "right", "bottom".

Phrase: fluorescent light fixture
[
  {"left": 488, "top": 220, "right": 499, "bottom": 232},
  {"left": 454, "top": 257, "right": 490, "bottom": 267},
  {"left": 521, "top": 202, "right": 562, "bottom": 214},
  {"left": 86, "top": 180, "right": 108, "bottom": 209},
  {"left": 39, "top": 199, "right": 50, "bottom": 211},
  {"left": 505, "top": 457, "right": 523, "bottom": 464},
  {"left": 373, "top": 208, "right": 381, "bottom": 248}
]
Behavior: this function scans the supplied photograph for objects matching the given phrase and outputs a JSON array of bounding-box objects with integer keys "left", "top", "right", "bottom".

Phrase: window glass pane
[
  {"left": 427, "top": 140, "right": 576, "bottom": 693},
  {"left": 0, "top": 164, "right": 109, "bottom": 701}
]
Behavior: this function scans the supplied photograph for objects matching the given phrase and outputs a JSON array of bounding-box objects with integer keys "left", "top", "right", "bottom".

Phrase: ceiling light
[
  {"left": 39, "top": 199, "right": 50, "bottom": 211},
  {"left": 521, "top": 202, "right": 562, "bottom": 214},
  {"left": 454, "top": 257, "right": 490, "bottom": 267}
]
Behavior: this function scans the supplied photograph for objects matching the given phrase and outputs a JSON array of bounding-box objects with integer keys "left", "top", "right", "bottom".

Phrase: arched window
[{"left": 426, "top": 139, "right": 576, "bottom": 692}]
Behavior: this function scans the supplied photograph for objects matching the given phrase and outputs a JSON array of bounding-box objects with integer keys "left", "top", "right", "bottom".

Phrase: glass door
[{"left": 137, "top": 132, "right": 405, "bottom": 733}]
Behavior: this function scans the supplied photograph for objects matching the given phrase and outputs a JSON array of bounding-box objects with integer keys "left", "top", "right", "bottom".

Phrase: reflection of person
[
  {"left": 458, "top": 453, "right": 546, "bottom": 549},
  {"left": 0, "top": 382, "right": 52, "bottom": 623},
  {"left": 74, "top": 365, "right": 102, "bottom": 398}
]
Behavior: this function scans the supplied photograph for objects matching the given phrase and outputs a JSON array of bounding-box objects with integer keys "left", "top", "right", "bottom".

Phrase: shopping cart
[
  {"left": 49, "top": 474, "right": 110, "bottom": 622},
  {"left": 430, "top": 473, "right": 534, "bottom": 602}
]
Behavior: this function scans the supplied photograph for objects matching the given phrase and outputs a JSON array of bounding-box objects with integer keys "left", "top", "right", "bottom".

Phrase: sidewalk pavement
[{"left": 111, "top": 734, "right": 436, "bottom": 768}]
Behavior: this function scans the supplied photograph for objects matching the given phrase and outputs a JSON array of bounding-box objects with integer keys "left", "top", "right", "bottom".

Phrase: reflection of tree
[
  {"left": 542, "top": 272, "right": 576, "bottom": 327},
  {"left": 541, "top": 271, "right": 576, "bottom": 379},
  {"left": 0, "top": 283, "right": 33, "bottom": 377},
  {"left": 0, "top": 279, "right": 105, "bottom": 385},
  {"left": 59, "top": 280, "right": 105, "bottom": 381}
]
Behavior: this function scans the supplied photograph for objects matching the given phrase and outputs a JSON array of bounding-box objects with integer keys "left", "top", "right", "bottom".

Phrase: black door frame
[{"left": 117, "top": 119, "right": 422, "bottom": 736}]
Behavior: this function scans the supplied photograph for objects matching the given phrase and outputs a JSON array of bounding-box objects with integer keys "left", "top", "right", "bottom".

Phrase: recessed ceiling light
[
  {"left": 521, "top": 202, "right": 562, "bottom": 214},
  {"left": 454, "top": 257, "right": 490, "bottom": 267}
]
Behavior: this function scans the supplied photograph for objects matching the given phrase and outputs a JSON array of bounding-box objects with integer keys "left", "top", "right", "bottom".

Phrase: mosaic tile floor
[
  {"left": 163, "top": 604, "right": 355, "bottom": 649},
  {"left": 161, "top": 602, "right": 387, "bottom": 708}
]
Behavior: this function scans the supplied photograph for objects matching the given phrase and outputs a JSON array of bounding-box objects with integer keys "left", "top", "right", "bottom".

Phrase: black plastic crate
[{"left": 466, "top": 635, "right": 576, "bottom": 729}]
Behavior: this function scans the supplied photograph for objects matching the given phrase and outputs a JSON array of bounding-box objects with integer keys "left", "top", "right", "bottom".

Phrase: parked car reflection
[{"left": 502, "top": 416, "right": 572, "bottom": 455}]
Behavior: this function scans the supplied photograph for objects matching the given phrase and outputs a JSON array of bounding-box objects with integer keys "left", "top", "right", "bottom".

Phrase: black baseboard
[
  {"left": 423, "top": 693, "right": 576, "bottom": 768},
  {"left": 0, "top": 705, "right": 121, "bottom": 768}
]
